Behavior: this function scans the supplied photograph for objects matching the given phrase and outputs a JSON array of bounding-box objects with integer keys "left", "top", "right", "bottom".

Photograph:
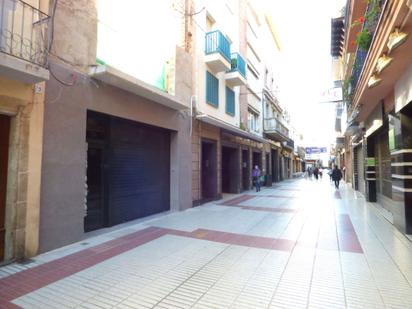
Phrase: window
[
  {"left": 248, "top": 110, "right": 259, "bottom": 133},
  {"left": 206, "top": 14, "right": 215, "bottom": 31},
  {"left": 206, "top": 71, "right": 219, "bottom": 107},
  {"left": 226, "top": 87, "right": 235, "bottom": 116}
]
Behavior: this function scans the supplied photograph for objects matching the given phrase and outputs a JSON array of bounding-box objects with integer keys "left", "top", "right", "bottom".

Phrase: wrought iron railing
[
  {"left": 205, "top": 30, "right": 231, "bottom": 62},
  {"left": 349, "top": 0, "right": 385, "bottom": 97},
  {"left": 264, "top": 117, "right": 289, "bottom": 137},
  {"left": 229, "top": 52, "right": 246, "bottom": 77},
  {"left": 0, "top": 0, "right": 49, "bottom": 67}
]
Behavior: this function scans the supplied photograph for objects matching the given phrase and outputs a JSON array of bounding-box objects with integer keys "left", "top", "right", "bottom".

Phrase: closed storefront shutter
[
  {"left": 109, "top": 117, "right": 170, "bottom": 225},
  {"left": 85, "top": 112, "right": 170, "bottom": 231}
]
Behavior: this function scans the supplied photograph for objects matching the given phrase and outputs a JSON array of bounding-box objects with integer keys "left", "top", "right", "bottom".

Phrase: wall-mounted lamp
[
  {"left": 387, "top": 28, "right": 408, "bottom": 51},
  {"left": 375, "top": 54, "right": 393, "bottom": 73},
  {"left": 368, "top": 75, "right": 382, "bottom": 88}
]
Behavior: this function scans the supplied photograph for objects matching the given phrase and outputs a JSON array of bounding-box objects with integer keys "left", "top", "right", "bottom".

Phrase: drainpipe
[{"left": 190, "top": 95, "right": 197, "bottom": 136}]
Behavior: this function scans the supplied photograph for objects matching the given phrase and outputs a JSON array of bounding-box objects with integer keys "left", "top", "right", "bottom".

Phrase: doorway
[
  {"left": 252, "top": 151, "right": 262, "bottom": 169},
  {"left": 265, "top": 153, "right": 271, "bottom": 185},
  {"left": 201, "top": 140, "right": 217, "bottom": 199},
  {"left": 85, "top": 143, "right": 106, "bottom": 232},
  {"left": 241, "top": 149, "right": 250, "bottom": 190},
  {"left": 221, "top": 146, "right": 239, "bottom": 193},
  {"left": 271, "top": 149, "right": 279, "bottom": 182},
  {"left": 0, "top": 115, "right": 10, "bottom": 261},
  {"left": 85, "top": 111, "right": 171, "bottom": 232}
]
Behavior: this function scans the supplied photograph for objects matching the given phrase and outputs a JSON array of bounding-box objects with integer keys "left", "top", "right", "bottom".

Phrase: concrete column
[{"left": 24, "top": 85, "right": 45, "bottom": 258}]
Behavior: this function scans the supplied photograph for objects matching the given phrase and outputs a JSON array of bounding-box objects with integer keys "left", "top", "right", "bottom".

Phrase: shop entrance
[
  {"left": 265, "top": 153, "right": 271, "bottom": 185},
  {"left": 241, "top": 149, "right": 250, "bottom": 190},
  {"left": 85, "top": 111, "right": 171, "bottom": 232},
  {"left": 375, "top": 129, "right": 392, "bottom": 212},
  {"left": 0, "top": 114, "right": 10, "bottom": 261},
  {"left": 221, "top": 146, "right": 239, "bottom": 193},
  {"left": 201, "top": 140, "right": 217, "bottom": 199},
  {"left": 271, "top": 149, "right": 279, "bottom": 182},
  {"left": 85, "top": 143, "right": 107, "bottom": 232},
  {"left": 252, "top": 151, "right": 262, "bottom": 169}
]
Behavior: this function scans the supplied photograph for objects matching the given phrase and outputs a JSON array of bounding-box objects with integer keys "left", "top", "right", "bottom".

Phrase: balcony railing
[
  {"left": 264, "top": 117, "right": 289, "bottom": 137},
  {"left": 284, "top": 138, "right": 294, "bottom": 149},
  {"left": 0, "top": 0, "right": 49, "bottom": 67},
  {"left": 349, "top": 0, "right": 385, "bottom": 97},
  {"left": 205, "top": 30, "right": 231, "bottom": 62},
  {"left": 229, "top": 52, "right": 246, "bottom": 77}
]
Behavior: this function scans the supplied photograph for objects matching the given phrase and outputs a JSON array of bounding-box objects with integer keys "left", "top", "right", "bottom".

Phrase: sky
[{"left": 265, "top": 0, "right": 346, "bottom": 148}]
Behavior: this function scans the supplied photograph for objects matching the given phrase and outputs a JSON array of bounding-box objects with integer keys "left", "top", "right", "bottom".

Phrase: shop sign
[
  {"left": 305, "top": 147, "right": 327, "bottom": 154},
  {"left": 388, "top": 128, "right": 395, "bottom": 151},
  {"left": 366, "top": 157, "right": 375, "bottom": 166}
]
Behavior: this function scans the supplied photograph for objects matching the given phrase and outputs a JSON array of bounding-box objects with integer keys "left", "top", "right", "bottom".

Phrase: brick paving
[{"left": 1, "top": 178, "right": 412, "bottom": 308}]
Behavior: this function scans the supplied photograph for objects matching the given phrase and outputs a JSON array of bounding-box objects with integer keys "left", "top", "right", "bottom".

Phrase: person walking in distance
[
  {"left": 252, "top": 165, "right": 261, "bottom": 192},
  {"left": 313, "top": 166, "right": 319, "bottom": 180},
  {"left": 331, "top": 165, "right": 343, "bottom": 189},
  {"left": 307, "top": 166, "right": 313, "bottom": 179}
]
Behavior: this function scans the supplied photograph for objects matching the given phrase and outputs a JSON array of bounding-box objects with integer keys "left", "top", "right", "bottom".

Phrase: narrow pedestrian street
[{"left": 1, "top": 178, "right": 412, "bottom": 309}]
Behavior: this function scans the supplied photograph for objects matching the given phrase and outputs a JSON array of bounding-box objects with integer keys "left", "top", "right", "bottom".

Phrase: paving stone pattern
[{"left": 1, "top": 178, "right": 412, "bottom": 308}]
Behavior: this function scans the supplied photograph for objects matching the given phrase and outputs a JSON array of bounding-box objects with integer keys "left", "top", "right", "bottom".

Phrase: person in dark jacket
[
  {"left": 313, "top": 166, "right": 319, "bottom": 180},
  {"left": 331, "top": 165, "right": 343, "bottom": 189},
  {"left": 252, "top": 165, "right": 261, "bottom": 192}
]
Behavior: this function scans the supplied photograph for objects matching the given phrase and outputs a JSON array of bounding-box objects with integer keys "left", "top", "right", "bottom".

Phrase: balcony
[
  {"left": 336, "top": 137, "right": 345, "bottom": 148},
  {"left": 263, "top": 117, "right": 289, "bottom": 142},
  {"left": 225, "top": 53, "right": 246, "bottom": 87},
  {"left": 348, "top": 0, "right": 385, "bottom": 101},
  {"left": 297, "top": 146, "right": 306, "bottom": 159},
  {"left": 283, "top": 138, "right": 294, "bottom": 151},
  {"left": 0, "top": 0, "right": 49, "bottom": 83},
  {"left": 204, "top": 30, "right": 231, "bottom": 73}
]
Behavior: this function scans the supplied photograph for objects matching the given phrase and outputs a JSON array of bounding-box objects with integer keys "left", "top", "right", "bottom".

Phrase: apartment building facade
[
  {"left": 191, "top": 0, "right": 299, "bottom": 205},
  {"left": 332, "top": 0, "right": 412, "bottom": 234},
  {"left": 37, "top": 0, "right": 193, "bottom": 253},
  {"left": 1, "top": 0, "right": 303, "bottom": 260},
  {"left": 0, "top": 0, "right": 49, "bottom": 263}
]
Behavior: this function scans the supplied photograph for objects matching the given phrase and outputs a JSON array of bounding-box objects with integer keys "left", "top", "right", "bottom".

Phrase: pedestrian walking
[
  {"left": 307, "top": 166, "right": 313, "bottom": 179},
  {"left": 313, "top": 166, "right": 319, "bottom": 180},
  {"left": 331, "top": 165, "right": 343, "bottom": 189},
  {"left": 328, "top": 168, "right": 333, "bottom": 183},
  {"left": 252, "top": 165, "right": 261, "bottom": 192}
]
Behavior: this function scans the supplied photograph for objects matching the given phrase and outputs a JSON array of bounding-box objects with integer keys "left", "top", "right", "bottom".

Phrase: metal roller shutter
[{"left": 109, "top": 117, "right": 170, "bottom": 225}]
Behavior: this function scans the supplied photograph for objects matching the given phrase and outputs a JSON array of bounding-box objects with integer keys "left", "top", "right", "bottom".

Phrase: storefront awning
[
  {"left": 89, "top": 65, "right": 188, "bottom": 111},
  {"left": 196, "top": 114, "right": 267, "bottom": 143}
]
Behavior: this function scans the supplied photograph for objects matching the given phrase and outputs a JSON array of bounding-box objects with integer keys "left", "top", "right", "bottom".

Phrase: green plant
[
  {"left": 240, "top": 121, "right": 246, "bottom": 131},
  {"left": 342, "top": 77, "right": 354, "bottom": 106},
  {"left": 231, "top": 58, "right": 237, "bottom": 70},
  {"left": 356, "top": 30, "right": 372, "bottom": 50},
  {"left": 351, "top": 0, "right": 381, "bottom": 50}
]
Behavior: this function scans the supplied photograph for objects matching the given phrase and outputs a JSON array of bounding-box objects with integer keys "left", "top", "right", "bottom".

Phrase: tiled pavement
[{"left": 2, "top": 179, "right": 412, "bottom": 308}]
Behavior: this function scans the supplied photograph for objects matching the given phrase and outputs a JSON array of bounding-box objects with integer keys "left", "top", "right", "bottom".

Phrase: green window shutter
[
  {"left": 206, "top": 71, "right": 219, "bottom": 107},
  {"left": 225, "top": 87, "right": 235, "bottom": 116}
]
